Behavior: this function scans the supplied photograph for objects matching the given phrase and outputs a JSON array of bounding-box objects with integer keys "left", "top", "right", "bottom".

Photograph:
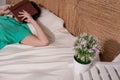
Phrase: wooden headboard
[{"left": 6, "top": 0, "right": 120, "bottom": 61}]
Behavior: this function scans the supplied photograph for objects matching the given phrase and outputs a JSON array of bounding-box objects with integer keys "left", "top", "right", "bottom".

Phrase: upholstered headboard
[{"left": 6, "top": 0, "right": 120, "bottom": 61}]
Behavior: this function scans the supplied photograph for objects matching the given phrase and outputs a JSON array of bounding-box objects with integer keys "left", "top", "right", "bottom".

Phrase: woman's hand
[
  {"left": 3, "top": 5, "right": 11, "bottom": 14},
  {"left": 0, "top": 8, "right": 4, "bottom": 15},
  {"left": 18, "top": 10, "right": 35, "bottom": 23},
  {"left": 4, "top": 5, "right": 11, "bottom": 11},
  {"left": 0, "top": 5, "right": 11, "bottom": 16}
]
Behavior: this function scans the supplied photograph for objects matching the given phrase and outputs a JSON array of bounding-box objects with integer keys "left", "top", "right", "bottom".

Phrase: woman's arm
[
  {"left": 0, "top": 5, "right": 11, "bottom": 16},
  {"left": 0, "top": 8, "right": 4, "bottom": 16},
  {"left": 19, "top": 10, "right": 49, "bottom": 46}
]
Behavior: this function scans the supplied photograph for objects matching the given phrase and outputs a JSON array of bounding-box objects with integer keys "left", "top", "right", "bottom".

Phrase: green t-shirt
[{"left": 0, "top": 16, "right": 32, "bottom": 49}]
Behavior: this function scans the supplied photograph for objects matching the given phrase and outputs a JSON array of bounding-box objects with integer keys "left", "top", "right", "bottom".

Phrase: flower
[{"left": 74, "top": 33, "right": 101, "bottom": 64}]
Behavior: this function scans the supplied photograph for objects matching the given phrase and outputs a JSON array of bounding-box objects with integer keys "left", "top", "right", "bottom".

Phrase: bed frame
[{"left": 6, "top": 0, "right": 120, "bottom": 61}]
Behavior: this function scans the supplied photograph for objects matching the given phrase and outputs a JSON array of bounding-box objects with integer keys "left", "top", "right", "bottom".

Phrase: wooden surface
[
  {"left": 75, "top": 55, "right": 120, "bottom": 80},
  {"left": 6, "top": 0, "right": 120, "bottom": 61},
  {"left": 78, "top": 62, "right": 120, "bottom": 80}
]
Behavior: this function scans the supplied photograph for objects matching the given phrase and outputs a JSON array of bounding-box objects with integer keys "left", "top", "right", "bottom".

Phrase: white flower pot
[
  {"left": 73, "top": 58, "right": 91, "bottom": 73},
  {"left": 73, "top": 57, "right": 92, "bottom": 80}
]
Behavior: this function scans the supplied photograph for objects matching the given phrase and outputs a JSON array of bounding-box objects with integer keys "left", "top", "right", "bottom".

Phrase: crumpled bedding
[
  {"left": 0, "top": 44, "right": 74, "bottom": 80},
  {"left": 0, "top": 27, "right": 76, "bottom": 80}
]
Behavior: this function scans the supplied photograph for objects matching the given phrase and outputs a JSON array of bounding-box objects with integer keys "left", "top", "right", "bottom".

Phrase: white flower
[
  {"left": 88, "top": 49, "right": 94, "bottom": 53},
  {"left": 81, "top": 40, "right": 87, "bottom": 47},
  {"left": 92, "top": 44, "right": 98, "bottom": 50}
]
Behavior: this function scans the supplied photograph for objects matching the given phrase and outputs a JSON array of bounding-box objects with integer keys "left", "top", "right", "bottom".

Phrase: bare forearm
[
  {"left": 19, "top": 10, "right": 49, "bottom": 46},
  {"left": 31, "top": 19, "right": 49, "bottom": 43},
  {"left": 0, "top": 8, "right": 4, "bottom": 16}
]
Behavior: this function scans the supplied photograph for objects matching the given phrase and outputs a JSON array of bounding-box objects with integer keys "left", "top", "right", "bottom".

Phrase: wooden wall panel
[
  {"left": 76, "top": 0, "right": 120, "bottom": 61},
  {"left": 6, "top": 0, "right": 120, "bottom": 61}
]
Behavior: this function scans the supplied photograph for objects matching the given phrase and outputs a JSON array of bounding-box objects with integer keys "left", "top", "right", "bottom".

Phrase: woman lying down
[{"left": 0, "top": 1, "right": 49, "bottom": 50}]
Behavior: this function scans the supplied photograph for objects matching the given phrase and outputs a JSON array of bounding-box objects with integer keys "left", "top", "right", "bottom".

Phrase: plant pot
[
  {"left": 73, "top": 56, "right": 92, "bottom": 80},
  {"left": 73, "top": 56, "right": 91, "bottom": 73}
]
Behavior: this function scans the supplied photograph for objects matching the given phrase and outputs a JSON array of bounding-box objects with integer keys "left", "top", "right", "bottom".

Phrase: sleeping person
[{"left": 0, "top": 1, "right": 49, "bottom": 49}]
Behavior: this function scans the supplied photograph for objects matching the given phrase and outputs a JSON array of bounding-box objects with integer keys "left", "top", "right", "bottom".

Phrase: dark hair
[{"left": 31, "top": 1, "right": 41, "bottom": 20}]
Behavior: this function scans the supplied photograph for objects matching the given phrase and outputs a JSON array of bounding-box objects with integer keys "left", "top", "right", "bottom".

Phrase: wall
[{"left": 76, "top": 0, "right": 120, "bottom": 61}]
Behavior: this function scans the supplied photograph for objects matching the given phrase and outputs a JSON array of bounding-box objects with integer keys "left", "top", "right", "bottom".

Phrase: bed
[
  {"left": 6, "top": 0, "right": 120, "bottom": 62},
  {"left": 0, "top": 5, "right": 76, "bottom": 80}
]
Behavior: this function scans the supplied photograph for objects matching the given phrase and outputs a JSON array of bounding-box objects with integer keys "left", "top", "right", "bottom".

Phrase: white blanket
[{"left": 0, "top": 44, "right": 74, "bottom": 80}]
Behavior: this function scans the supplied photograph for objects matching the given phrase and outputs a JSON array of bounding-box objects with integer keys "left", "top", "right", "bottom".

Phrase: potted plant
[{"left": 73, "top": 33, "right": 101, "bottom": 74}]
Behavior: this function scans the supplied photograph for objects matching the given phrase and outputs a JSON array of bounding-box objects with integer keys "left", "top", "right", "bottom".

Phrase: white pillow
[
  {"left": 28, "top": 7, "right": 64, "bottom": 42},
  {"left": 50, "top": 28, "right": 76, "bottom": 48},
  {"left": 37, "top": 7, "right": 64, "bottom": 32},
  {"left": 28, "top": 7, "right": 64, "bottom": 33}
]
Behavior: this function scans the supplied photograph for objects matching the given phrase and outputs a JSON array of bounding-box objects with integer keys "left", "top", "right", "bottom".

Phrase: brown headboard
[{"left": 6, "top": 0, "right": 120, "bottom": 61}]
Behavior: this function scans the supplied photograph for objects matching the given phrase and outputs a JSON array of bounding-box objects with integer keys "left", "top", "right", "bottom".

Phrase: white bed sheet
[{"left": 0, "top": 48, "right": 74, "bottom": 80}]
